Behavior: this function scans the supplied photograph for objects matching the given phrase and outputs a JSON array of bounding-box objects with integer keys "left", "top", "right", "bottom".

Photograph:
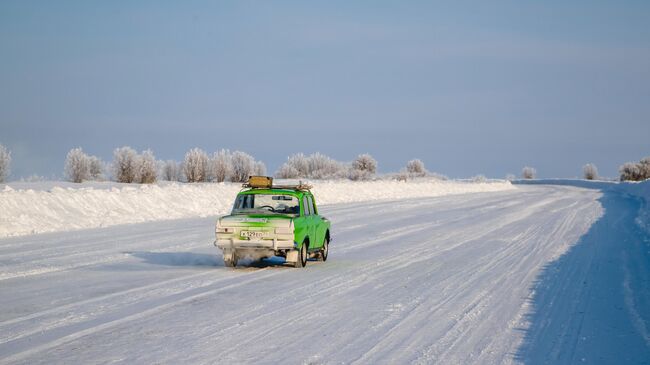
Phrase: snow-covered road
[{"left": 1, "top": 185, "right": 648, "bottom": 364}]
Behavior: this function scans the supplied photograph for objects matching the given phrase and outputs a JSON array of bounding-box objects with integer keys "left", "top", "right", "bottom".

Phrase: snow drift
[{"left": 0, "top": 179, "right": 514, "bottom": 237}]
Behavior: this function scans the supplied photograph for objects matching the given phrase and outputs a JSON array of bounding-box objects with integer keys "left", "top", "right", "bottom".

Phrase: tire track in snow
[
  {"left": 348, "top": 189, "right": 600, "bottom": 364},
  {"left": 63, "top": 191, "right": 540, "bottom": 362},
  {"left": 203, "top": 188, "right": 592, "bottom": 362},
  {"left": 0, "top": 268, "right": 285, "bottom": 364},
  {"left": 0, "top": 186, "right": 604, "bottom": 364},
  {"left": 0, "top": 269, "right": 222, "bottom": 344},
  {"left": 0, "top": 230, "right": 208, "bottom": 281},
  {"left": 415, "top": 199, "right": 594, "bottom": 364}
]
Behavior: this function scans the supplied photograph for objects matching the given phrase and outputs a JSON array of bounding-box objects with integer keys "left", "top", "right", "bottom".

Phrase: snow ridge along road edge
[{"left": 0, "top": 179, "right": 513, "bottom": 237}]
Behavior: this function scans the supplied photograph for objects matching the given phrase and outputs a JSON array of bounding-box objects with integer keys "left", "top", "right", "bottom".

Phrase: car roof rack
[
  {"left": 242, "top": 176, "right": 312, "bottom": 191},
  {"left": 270, "top": 183, "right": 313, "bottom": 191}
]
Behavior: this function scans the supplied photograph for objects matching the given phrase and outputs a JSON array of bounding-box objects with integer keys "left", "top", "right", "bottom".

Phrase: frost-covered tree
[
  {"left": 0, "top": 144, "right": 11, "bottom": 183},
  {"left": 286, "top": 153, "right": 310, "bottom": 177},
  {"left": 619, "top": 157, "right": 650, "bottom": 181},
  {"left": 352, "top": 154, "right": 377, "bottom": 174},
  {"left": 350, "top": 153, "right": 377, "bottom": 180},
  {"left": 640, "top": 157, "right": 650, "bottom": 180},
  {"left": 275, "top": 164, "right": 300, "bottom": 179},
  {"left": 348, "top": 168, "right": 366, "bottom": 181},
  {"left": 162, "top": 160, "right": 181, "bottom": 181},
  {"left": 205, "top": 157, "right": 216, "bottom": 182},
  {"left": 306, "top": 153, "right": 327, "bottom": 174},
  {"left": 406, "top": 159, "right": 427, "bottom": 177},
  {"left": 276, "top": 152, "right": 376, "bottom": 180},
  {"left": 230, "top": 151, "right": 256, "bottom": 182},
  {"left": 183, "top": 148, "right": 209, "bottom": 183},
  {"left": 137, "top": 149, "right": 157, "bottom": 184},
  {"left": 308, "top": 153, "right": 346, "bottom": 179},
  {"left": 211, "top": 149, "right": 232, "bottom": 183},
  {"left": 619, "top": 162, "right": 643, "bottom": 181},
  {"left": 582, "top": 163, "right": 598, "bottom": 180},
  {"left": 521, "top": 166, "right": 536, "bottom": 179},
  {"left": 276, "top": 152, "right": 346, "bottom": 179},
  {"left": 87, "top": 156, "right": 104, "bottom": 180},
  {"left": 64, "top": 147, "right": 90, "bottom": 183},
  {"left": 113, "top": 146, "right": 138, "bottom": 183}
]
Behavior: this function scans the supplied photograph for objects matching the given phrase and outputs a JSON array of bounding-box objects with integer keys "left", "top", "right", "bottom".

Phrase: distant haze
[{"left": 1, "top": 1, "right": 649, "bottom": 180}]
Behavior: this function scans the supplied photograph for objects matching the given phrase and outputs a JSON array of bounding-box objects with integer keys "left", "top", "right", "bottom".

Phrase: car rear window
[{"left": 232, "top": 194, "right": 300, "bottom": 216}]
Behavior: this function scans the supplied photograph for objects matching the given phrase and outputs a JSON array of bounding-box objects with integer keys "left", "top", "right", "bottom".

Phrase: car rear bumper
[{"left": 215, "top": 238, "right": 295, "bottom": 251}]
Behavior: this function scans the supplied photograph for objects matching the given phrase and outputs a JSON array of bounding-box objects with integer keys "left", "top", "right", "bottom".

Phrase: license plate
[{"left": 240, "top": 231, "right": 270, "bottom": 239}]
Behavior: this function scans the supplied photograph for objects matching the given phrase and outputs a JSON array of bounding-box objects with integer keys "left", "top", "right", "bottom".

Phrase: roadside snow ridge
[{"left": 0, "top": 180, "right": 514, "bottom": 237}]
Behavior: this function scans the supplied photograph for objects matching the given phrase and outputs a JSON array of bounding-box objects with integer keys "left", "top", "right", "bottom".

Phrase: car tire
[
  {"left": 294, "top": 243, "right": 307, "bottom": 268},
  {"left": 224, "top": 251, "right": 238, "bottom": 268},
  {"left": 321, "top": 237, "right": 329, "bottom": 262}
]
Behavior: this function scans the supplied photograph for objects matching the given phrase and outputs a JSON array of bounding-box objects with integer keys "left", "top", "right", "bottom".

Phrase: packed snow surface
[
  {"left": 516, "top": 179, "right": 650, "bottom": 235},
  {"left": 0, "top": 179, "right": 514, "bottom": 237},
  {"left": 1, "top": 182, "right": 648, "bottom": 364}
]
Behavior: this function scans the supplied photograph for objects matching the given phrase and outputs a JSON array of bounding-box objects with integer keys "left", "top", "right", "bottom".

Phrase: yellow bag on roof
[{"left": 247, "top": 176, "right": 273, "bottom": 189}]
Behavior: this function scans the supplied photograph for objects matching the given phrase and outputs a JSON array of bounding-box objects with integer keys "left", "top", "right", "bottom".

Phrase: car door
[
  {"left": 302, "top": 195, "right": 315, "bottom": 248},
  {"left": 308, "top": 194, "right": 326, "bottom": 248},
  {"left": 292, "top": 195, "right": 309, "bottom": 246}
]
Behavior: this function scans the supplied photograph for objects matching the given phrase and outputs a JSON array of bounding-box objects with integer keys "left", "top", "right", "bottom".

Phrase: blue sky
[{"left": 1, "top": 0, "right": 649, "bottom": 179}]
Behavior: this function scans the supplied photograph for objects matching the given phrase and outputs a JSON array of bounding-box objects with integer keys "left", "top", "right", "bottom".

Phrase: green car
[{"left": 214, "top": 176, "right": 331, "bottom": 268}]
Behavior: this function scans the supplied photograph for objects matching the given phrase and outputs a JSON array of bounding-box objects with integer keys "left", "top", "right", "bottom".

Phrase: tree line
[
  {"left": 0, "top": 143, "right": 648, "bottom": 183},
  {"left": 61, "top": 148, "right": 383, "bottom": 184},
  {"left": 62, "top": 147, "right": 267, "bottom": 184},
  {"left": 518, "top": 158, "right": 649, "bottom": 181}
]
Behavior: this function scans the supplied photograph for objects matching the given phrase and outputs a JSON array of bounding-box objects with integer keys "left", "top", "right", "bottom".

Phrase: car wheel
[
  {"left": 321, "top": 237, "right": 329, "bottom": 262},
  {"left": 224, "top": 251, "right": 237, "bottom": 268},
  {"left": 294, "top": 243, "right": 307, "bottom": 268}
]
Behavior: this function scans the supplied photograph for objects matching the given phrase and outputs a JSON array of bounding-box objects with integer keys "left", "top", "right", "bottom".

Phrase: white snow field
[
  {"left": 1, "top": 182, "right": 649, "bottom": 364},
  {"left": 0, "top": 179, "right": 514, "bottom": 238}
]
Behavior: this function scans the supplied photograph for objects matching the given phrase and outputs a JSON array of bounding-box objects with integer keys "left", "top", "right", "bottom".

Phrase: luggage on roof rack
[
  {"left": 243, "top": 176, "right": 312, "bottom": 191},
  {"left": 246, "top": 176, "right": 273, "bottom": 189}
]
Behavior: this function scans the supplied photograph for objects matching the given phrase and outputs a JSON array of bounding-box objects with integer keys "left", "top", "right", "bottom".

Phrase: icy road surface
[{"left": 1, "top": 185, "right": 648, "bottom": 364}]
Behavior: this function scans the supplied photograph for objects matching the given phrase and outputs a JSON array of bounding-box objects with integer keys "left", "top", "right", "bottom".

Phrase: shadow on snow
[
  {"left": 126, "top": 251, "right": 221, "bottom": 267},
  {"left": 126, "top": 251, "right": 298, "bottom": 269},
  {"left": 514, "top": 185, "right": 650, "bottom": 364}
]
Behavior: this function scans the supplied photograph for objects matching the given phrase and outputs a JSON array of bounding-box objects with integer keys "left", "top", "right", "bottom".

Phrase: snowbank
[
  {"left": 515, "top": 179, "right": 650, "bottom": 234},
  {"left": 0, "top": 180, "right": 514, "bottom": 237}
]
